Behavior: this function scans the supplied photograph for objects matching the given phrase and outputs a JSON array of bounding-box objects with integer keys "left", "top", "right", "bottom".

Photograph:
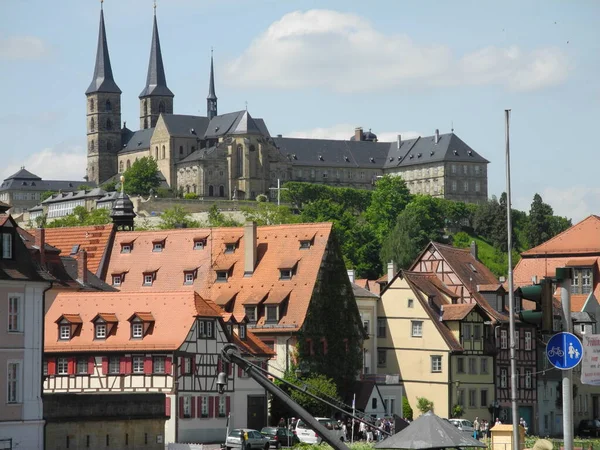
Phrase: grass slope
[{"left": 453, "top": 232, "right": 520, "bottom": 279}]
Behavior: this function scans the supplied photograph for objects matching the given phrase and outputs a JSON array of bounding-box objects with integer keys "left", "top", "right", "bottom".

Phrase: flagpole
[{"left": 351, "top": 394, "right": 356, "bottom": 443}]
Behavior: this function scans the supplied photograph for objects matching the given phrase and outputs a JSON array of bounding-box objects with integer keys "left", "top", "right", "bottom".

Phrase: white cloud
[
  {"left": 0, "top": 35, "right": 49, "bottom": 61},
  {"left": 287, "top": 123, "right": 420, "bottom": 142},
  {"left": 1, "top": 145, "right": 87, "bottom": 182},
  {"left": 225, "top": 10, "right": 568, "bottom": 93},
  {"left": 537, "top": 186, "right": 600, "bottom": 223}
]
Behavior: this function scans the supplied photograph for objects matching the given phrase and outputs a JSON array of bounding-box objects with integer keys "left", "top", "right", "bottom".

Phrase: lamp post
[{"left": 488, "top": 401, "right": 500, "bottom": 423}]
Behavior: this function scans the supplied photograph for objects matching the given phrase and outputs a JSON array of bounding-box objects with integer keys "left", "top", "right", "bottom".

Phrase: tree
[
  {"left": 416, "top": 397, "right": 434, "bottom": 414},
  {"left": 158, "top": 205, "right": 199, "bottom": 229},
  {"left": 40, "top": 191, "right": 55, "bottom": 202},
  {"left": 240, "top": 203, "right": 300, "bottom": 226},
  {"left": 402, "top": 397, "right": 414, "bottom": 421},
  {"left": 451, "top": 404, "right": 464, "bottom": 418},
  {"left": 205, "top": 205, "right": 242, "bottom": 227},
  {"left": 123, "top": 156, "right": 161, "bottom": 196},
  {"left": 46, "top": 206, "right": 111, "bottom": 228},
  {"left": 101, "top": 180, "right": 117, "bottom": 192},
  {"left": 527, "top": 193, "right": 555, "bottom": 248},
  {"left": 365, "top": 175, "right": 412, "bottom": 243}
]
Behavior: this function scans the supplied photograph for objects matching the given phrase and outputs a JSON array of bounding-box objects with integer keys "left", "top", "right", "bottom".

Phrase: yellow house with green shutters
[{"left": 377, "top": 270, "right": 495, "bottom": 420}]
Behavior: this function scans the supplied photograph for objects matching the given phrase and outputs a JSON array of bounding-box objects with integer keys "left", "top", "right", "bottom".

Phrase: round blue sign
[{"left": 546, "top": 332, "right": 583, "bottom": 370}]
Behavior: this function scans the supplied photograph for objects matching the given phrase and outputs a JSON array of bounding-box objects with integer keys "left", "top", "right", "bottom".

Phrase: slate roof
[
  {"left": 86, "top": 9, "right": 121, "bottom": 95},
  {"left": 120, "top": 127, "right": 155, "bottom": 153},
  {"left": 352, "top": 283, "right": 379, "bottom": 299},
  {"left": 60, "top": 256, "right": 117, "bottom": 292},
  {"left": 41, "top": 189, "right": 108, "bottom": 205},
  {"left": 139, "top": 14, "right": 173, "bottom": 98},
  {"left": 162, "top": 115, "right": 209, "bottom": 138},
  {"left": 5, "top": 168, "right": 40, "bottom": 180},
  {"left": 0, "top": 169, "right": 91, "bottom": 192},
  {"left": 178, "top": 145, "right": 220, "bottom": 164},
  {"left": 0, "top": 215, "right": 49, "bottom": 282},
  {"left": 207, "top": 53, "right": 217, "bottom": 101},
  {"left": 204, "top": 111, "right": 269, "bottom": 139},
  {"left": 104, "top": 223, "right": 333, "bottom": 334}
]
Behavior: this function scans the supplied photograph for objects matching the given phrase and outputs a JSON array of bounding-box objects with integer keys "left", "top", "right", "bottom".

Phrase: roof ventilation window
[
  {"left": 389, "top": 157, "right": 394, "bottom": 162},
  {"left": 417, "top": 153, "right": 422, "bottom": 158},
  {"left": 468, "top": 150, "right": 473, "bottom": 156},
  {"left": 344, "top": 156, "right": 350, "bottom": 162},
  {"left": 70, "top": 244, "right": 80, "bottom": 255},
  {"left": 190, "top": 128, "right": 196, "bottom": 134},
  {"left": 215, "top": 126, "right": 220, "bottom": 132},
  {"left": 22, "top": 182, "right": 27, "bottom": 186},
  {"left": 430, "top": 151, "right": 434, "bottom": 156},
  {"left": 318, "top": 155, "right": 324, "bottom": 161},
  {"left": 468, "top": 263, "right": 478, "bottom": 273},
  {"left": 409, "top": 154, "right": 414, "bottom": 159},
  {"left": 137, "top": 141, "right": 142, "bottom": 146},
  {"left": 453, "top": 150, "right": 459, "bottom": 156},
  {"left": 292, "top": 154, "right": 298, "bottom": 160},
  {"left": 370, "top": 157, "right": 375, "bottom": 163},
  {"left": 31, "top": 182, "right": 36, "bottom": 186}
]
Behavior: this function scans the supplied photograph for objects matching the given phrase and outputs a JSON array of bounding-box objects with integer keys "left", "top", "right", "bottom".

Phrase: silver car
[
  {"left": 226, "top": 429, "right": 270, "bottom": 450},
  {"left": 448, "top": 419, "right": 475, "bottom": 435}
]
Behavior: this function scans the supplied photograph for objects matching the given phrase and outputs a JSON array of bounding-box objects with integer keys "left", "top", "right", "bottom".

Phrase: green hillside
[{"left": 452, "top": 231, "right": 520, "bottom": 278}]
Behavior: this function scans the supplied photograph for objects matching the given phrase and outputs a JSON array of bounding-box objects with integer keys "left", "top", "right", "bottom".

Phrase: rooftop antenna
[{"left": 451, "top": 120, "right": 454, "bottom": 133}]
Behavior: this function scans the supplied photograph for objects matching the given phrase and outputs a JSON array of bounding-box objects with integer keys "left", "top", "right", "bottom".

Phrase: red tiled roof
[
  {"left": 522, "top": 215, "right": 600, "bottom": 256},
  {"left": 95, "top": 313, "right": 118, "bottom": 322},
  {"left": 478, "top": 284, "right": 503, "bottom": 292},
  {"left": 354, "top": 279, "right": 369, "bottom": 289},
  {"left": 56, "top": 314, "right": 83, "bottom": 324},
  {"left": 104, "top": 223, "right": 333, "bottom": 333},
  {"left": 233, "top": 331, "right": 276, "bottom": 358},
  {"left": 442, "top": 304, "right": 476, "bottom": 321},
  {"left": 0, "top": 214, "right": 9, "bottom": 226},
  {"left": 215, "top": 291, "right": 238, "bottom": 306},
  {"left": 241, "top": 291, "right": 268, "bottom": 306},
  {"left": 43, "top": 225, "right": 114, "bottom": 275},
  {"left": 131, "top": 312, "right": 155, "bottom": 322},
  {"left": 46, "top": 291, "right": 213, "bottom": 353},
  {"left": 263, "top": 289, "right": 291, "bottom": 305},
  {"left": 566, "top": 258, "right": 597, "bottom": 267},
  {"left": 278, "top": 257, "right": 299, "bottom": 269}
]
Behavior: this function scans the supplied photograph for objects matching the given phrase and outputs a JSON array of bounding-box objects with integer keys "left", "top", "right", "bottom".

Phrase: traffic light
[{"left": 517, "top": 278, "right": 553, "bottom": 333}]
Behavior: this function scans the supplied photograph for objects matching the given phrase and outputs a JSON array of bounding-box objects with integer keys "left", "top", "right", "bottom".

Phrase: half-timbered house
[
  {"left": 43, "top": 290, "right": 273, "bottom": 447},
  {"left": 410, "top": 241, "right": 538, "bottom": 431}
]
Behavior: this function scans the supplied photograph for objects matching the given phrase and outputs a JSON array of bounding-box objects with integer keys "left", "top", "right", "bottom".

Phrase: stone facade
[{"left": 86, "top": 93, "right": 121, "bottom": 185}]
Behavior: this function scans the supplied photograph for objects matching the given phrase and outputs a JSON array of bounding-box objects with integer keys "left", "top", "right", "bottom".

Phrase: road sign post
[
  {"left": 546, "top": 332, "right": 583, "bottom": 369},
  {"left": 556, "top": 268, "right": 574, "bottom": 450}
]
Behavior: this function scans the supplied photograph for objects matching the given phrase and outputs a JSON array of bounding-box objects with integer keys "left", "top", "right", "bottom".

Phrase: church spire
[
  {"left": 139, "top": 7, "right": 173, "bottom": 98},
  {"left": 86, "top": 4, "right": 121, "bottom": 94},
  {"left": 207, "top": 49, "right": 218, "bottom": 120}
]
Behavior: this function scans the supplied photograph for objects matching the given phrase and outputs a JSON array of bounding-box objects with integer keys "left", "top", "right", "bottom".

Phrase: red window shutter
[
  {"left": 67, "top": 357, "right": 75, "bottom": 375},
  {"left": 208, "top": 396, "right": 214, "bottom": 418},
  {"left": 165, "top": 357, "right": 172, "bottom": 375},
  {"left": 191, "top": 396, "right": 196, "bottom": 418},
  {"left": 102, "top": 357, "right": 109, "bottom": 375},
  {"left": 238, "top": 365, "right": 243, "bottom": 377},
  {"left": 165, "top": 396, "right": 171, "bottom": 417},
  {"left": 144, "top": 356, "right": 153, "bottom": 374},
  {"left": 119, "top": 356, "right": 126, "bottom": 374},
  {"left": 178, "top": 357, "right": 183, "bottom": 376},
  {"left": 197, "top": 397, "right": 202, "bottom": 418},
  {"left": 179, "top": 397, "right": 185, "bottom": 418},
  {"left": 47, "top": 358, "right": 56, "bottom": 375},
  {"left": 88, "top": 356, "right": 95, "bottom": 374},
  {"left": 215, "top": 396, "right": 220, "bottom": 417},
  {"left": 217, "top": 358, "right": 222, "bottom": 373},
  {"left": 228, "top": 362, "right": 233, "bottom": 376},
  {"left": 226, "top": 396, "right": 231, "bottom": 415},
  {"left": 125, "top": 357, "right": 133, "bottom": 374},
  {"left": 191, "top": 357, "right": 196, "bottom": 375}
]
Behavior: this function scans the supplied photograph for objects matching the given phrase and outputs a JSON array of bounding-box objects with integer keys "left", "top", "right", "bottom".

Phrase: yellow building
[{"left": 378, "top": 271, "right": 495, "bottom": 420}]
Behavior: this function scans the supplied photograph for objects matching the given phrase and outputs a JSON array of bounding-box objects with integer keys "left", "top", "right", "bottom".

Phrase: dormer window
[
  {"left": 120, "top": 243, "right": 132, "bottom": 253},
  {"left": 184, "top": 272, "right": 194, "bottom": 285},
  {"left": 245, "top": 306, "right": 257, "bottom": 323},
  {"left": 224, "top": 243, "right": 236, "bottom": 254},
  {"left": 198, "top": 320, "right": 214, "bottom": 339},
  {"left": 95, "top": 322, "right": 107, "bottom": 339},
  {"left": 266, "top": 305, "right": 279, "bottom": 323},
  {"left": 132, "top": 322, "right": 143, "bottom": 338},
  {"left": 299, "top": 240, "right": 311, "bottom": 249},
  {"left": 60, "top": 324, "right": 70, "bottom": 340},
  {"left": 128, "top": 313, "right": 154, "bottom": 339},
  {"left": 143, "top": 271, "right": 157, "bottom": 286},
  {"left": 112, "top": 275, "right": 122, "bottom": 287},
  {"left": 279, "top": 269, "right": 293, "bottom": 280},
  {"left": 239, "top": 324, "right": 246, "bottom": 340},
  {"left": 216, "top": 271, "right": 228, "bottom": 282},
  {"left": 56, "top": 314, "right": 82, "bottom": 341},
  {"left": 92, "top": 314, "right": 118, "bottom": 339},
  {"left": 226, "top": 324, "right": 232, "bottom": 335},
  {"left": 194, "top": 238, "right": 207, "bottom": 250},
  {"left": 152, "top": 238, "right": 165, "bottom": 252},
  {"left": 1, "top": 231, "right": 13, "bottom": 259}
]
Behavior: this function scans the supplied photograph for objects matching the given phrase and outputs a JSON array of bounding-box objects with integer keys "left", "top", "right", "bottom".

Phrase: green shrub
[
  {"left": 256, "top": 194, "right": 268, "bottom": 202},
  {"left": 183, "top": 193, "right": 198, "bottom": 199},
  {"left": 416, "top": 397, "right": 434, "bottom": 414},
  {"left": 402, "top": 396, "right": 413, "bottom": 420}
]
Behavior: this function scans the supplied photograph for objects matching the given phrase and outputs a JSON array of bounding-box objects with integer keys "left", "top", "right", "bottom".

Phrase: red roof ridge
[{"left": 522, "top": 215, "right": 600, "bottom": 256}]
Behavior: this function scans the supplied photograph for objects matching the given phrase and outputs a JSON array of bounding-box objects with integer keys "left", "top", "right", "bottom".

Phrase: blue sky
[{"left": 1, "top": 0, "right": 598, "bottom": 221}]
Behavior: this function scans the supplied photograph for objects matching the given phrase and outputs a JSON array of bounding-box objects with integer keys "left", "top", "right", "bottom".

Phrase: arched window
[
  {"left": 219, "top": 185, "right": 225, "bottom": 197},
  {"left": 155, "top": 146, "right": 159, "bottom": 160},
  {"left": 144, "top": 118, "right": 149, "bottom": 129},
  {"left": 158, "top": 101, "right": 165, "bottom": 114},
  {"left": 250, "top": 144, "right": 256, "bottom": 152},
  {"left": 105, "top": 99, "right": 112, "bottom": 112},
  {"left": 144, "top": 100, "right": 148, "bottom": 116},
  {"left": 89, "top": 98, "right": 94, "bottom": 112},
  {"left": 126, "top": 160, "right": 131, "bottom": 170},
  {"left": 162, "top": 145, "right": 166, "bottom": 159},
  {"left": 236, "top": 144, "right": 243, "bottom": 177},
  {"left": 106, "top": 118, "right": 112, "bottom": 130},
  {"left": 91, "top": 166, "right": 95, "bottom": 178},
  {"left": 179, "top": 146, "right": 184, "bottom": 156},
  {"left": 192, "top": 184, "right": 197, "bottom": 193},
  {"left": 208, "top": 185, "right": 214, "bottom": 196},
  {"left": 186, "top": 185, "right": 190, "bottom": 194},
  {"left": 119, "top": 161, "right": 124, "bottom": 172},
  {"left": 89, "top": 139, "right": 94, "bottom": 152},
  {"left": 90, "top": 117, "right": 95, "bottom": 132}
]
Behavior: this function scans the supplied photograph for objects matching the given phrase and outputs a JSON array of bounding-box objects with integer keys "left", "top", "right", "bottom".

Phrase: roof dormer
[
  {"left": 152, "top": 237, "right": 166, "bottom": 252},
  {"left": 223, "top": 235, "right": 242, "bottom": 254},
  {"left": 278, "top": 258, "right": 299, "bottom": 280},
  {"left": 120, "top": 238, "right": 135, "bottom": 254},
  {"left": 55, "top": 314, "right": 83, "bottom": 341},
  {"left": 214, "top": 261, "right": 235, "bottom": 283},
  {"left": 193, "top": 235, "right": 208, "bottom": 250},
  {"left": 128, "top": 312, "right": 155, "bottom": 339},
  {"left": 91, "top": 313, "right": 118, "bottom": 340},
  {"left": 263, "top": 289, "right": 291, "bottom": 324}
]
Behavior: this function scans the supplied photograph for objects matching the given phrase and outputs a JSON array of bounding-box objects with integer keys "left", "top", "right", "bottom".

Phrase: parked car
[
  {"left": 577, "top": 419, "right": 600, "bottom": 438},
  {"left": 295, "top": 417, "right": 345, "bottom": 444},
  {"left": 261, "top": 427, "right": 300, "bottom": 448},
  {"left": 448, "top": 419, "right": 475, "bottom": 435},
  {"left": 226, "top": 429, "right": 270, "bottom": 450}
]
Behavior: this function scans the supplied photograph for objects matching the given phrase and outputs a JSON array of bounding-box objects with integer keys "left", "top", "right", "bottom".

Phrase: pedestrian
[
  {"left": 341, "top": 421, "right": 347, "bottom": 440},
  {"left": 482, "top": 420, "right": 488, "bottom": 439},
  {"left": 359, "top": 420, "right": 366, "bottom": 441},
  {"left": 366, "top": 426, "right": 374, "bottom": 443},
  {"left": 278, "top": 417, "right": 286, "bottom": 428},
  {"left": 473, "top": 417, "right": 480, "bottom": 440}
]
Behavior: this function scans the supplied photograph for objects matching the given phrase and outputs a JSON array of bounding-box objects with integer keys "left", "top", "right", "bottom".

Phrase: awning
[{"left": 263, "top": 289, "right": 291, "bottom": 305}]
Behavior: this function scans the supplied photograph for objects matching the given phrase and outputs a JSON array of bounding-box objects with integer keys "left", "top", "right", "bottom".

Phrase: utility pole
[
  {"left": 505, "top": 109, "right": 520, "bottom": 450},
  {"left": 269, "top": 179, "right": 288, "bottom": 206},
  {"left": 557, "top": 268, "right": 574, "bottom": 450}
]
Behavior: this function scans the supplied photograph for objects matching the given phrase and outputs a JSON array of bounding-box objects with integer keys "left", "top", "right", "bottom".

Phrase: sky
[{"left": 1, "top": 0, "right": 599, "bottom": 221}]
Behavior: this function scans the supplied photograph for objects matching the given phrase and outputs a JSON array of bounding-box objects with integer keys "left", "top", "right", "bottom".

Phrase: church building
[{"left": 86, "top": 4, "right": 490, "bottom": 204}]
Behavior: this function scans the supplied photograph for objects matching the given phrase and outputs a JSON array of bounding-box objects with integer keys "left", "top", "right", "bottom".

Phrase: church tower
[
  {"left": 86, "top": 3, "right": 121, "bottom": 185},
  {"left": 207, "top": 50, "right": 218, "bottom": 120},
  {"left": 139, "top": 5, "right": 173, "bottom": 129}
]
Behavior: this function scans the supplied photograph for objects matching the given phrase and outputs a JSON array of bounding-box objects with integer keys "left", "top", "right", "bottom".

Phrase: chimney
[
  {"left": 355, "top": 127, "right": 363, "bottom": 141},
  {"left": 347, "top": 269, "right": 355, "bottom": 284},
  {"left": 470, "top": 241, "right": 478, "bottom": 260},
  {"left": 35, "top": 228, "right": 46, "bottom": 268},
  {"left": 244, "top": 221, "right": 257, "bottom": 276},
  {"left": 78, "top": 249, "right": 88, "bottom": 284},
  {"left": 387, "top": 261, "right": 397, "bottom": 283},
  {"left": 397, "top": 134, "right": 401, "bottom": 149},
  {"left": 277, "top": 134, "right": 282, "bottom": 138},
  {"left": 434, "top": 129, "right": 440, "bottom": 144}
]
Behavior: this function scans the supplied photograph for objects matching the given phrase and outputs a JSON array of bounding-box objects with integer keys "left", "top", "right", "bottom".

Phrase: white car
[
  {"left": 226, "top": 429, "right": 270, "bottom": 450},
  {"left": 295, "top": 417, "right": 345, "bottom": 444},
  {"left": 448, "top": 419, "right": 475, "bottom": 434}
]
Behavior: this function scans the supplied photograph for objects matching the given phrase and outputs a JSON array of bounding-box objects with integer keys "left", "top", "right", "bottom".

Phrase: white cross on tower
[{"left": 269, "top": 179, "right": 288, "bottom": 206}]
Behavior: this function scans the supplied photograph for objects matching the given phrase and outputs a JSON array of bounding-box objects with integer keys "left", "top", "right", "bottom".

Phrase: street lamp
[{"left": 488, "top": 401, "right": 500, "bottom": 423}]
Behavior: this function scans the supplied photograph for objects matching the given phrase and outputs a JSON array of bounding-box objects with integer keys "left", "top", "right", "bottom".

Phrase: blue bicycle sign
[{"left": 546, "top": 332, "right": 583, "bottom": 370}]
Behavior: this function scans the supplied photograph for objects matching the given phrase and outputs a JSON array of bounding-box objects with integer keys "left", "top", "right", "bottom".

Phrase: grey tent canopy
[{"left": 374, "top": 411, "right": 487, "bottom": 450}]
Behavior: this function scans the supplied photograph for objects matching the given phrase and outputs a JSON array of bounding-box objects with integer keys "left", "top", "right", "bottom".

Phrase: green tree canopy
[
  {"left": 46, "top": 206, "right": 111, "bottom": 228},
  {"left": 205, "top": 204, "right": 242, "bottom": 227},
  {"left": 123, "top": 156, "right": 161, "bottom": 196},
  {"left": 416, "top": 397, "right": 434, "bottom": 414},
  {"left": 240, "top": 203, "right": 300, "bottom": 226},
  {"left": 40, "top": 191, "right": 56, "bottom": 202},
  {"left": 365, "top": 175, "right": 412, "bottom": 242},
  {"left": 158, "top": 205, "right": 199, "bottom": 229}
]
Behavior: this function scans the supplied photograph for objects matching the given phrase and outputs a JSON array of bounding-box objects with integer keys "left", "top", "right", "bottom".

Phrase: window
[
  {"left": 457, "top": 357, "right": 465, "bottom": 373},
  {"left": 451, "top": 164, "right": 456, "bottom": 174},
  {"left": 194, "top": 239, "right": 206, "bottom": 250},
  {"left": 179, "top": 146, "right": 184, "bottom": 155},
  {"left": 266, "top": 305, "right": 278, "bottom": 323},
  {"left": 90, "top": 98, "right": 95, "bottom": 111},
  {"left": 153, "top": 243, "right": 163, "bottom": 252},
  {"left": 77, "top": 358, "right": 88, "bottom": 374},
  {"left": 463, "top": 165, "right": 468, "bottom": 175},
  {"left": 121, "top": 244, "right": 131, "bottom": 253},
  {"left": 468, "top": 358, "right": 477, "bottom": 374},
  {"left": 106, "top": 118, "right": 113, "bottom": 130},
  {"left": 572, "top": 268, "right": 594, "bottom": 294},
  {"left": 7, "top": 361, "right": 20, "bottom": 403},
  {"left": 182, "top": 396, "right": 191, "bottom": 418},
  {"left": 2, "top": 233, "right": 12, "bottom": 259},
  {"left": 95, "top": 323, "right": 107, "bottom": 339},
  {"left": 411, "top": 321, "right": 423, "bottom": 337},
  {"left": 236, "top": 145, "right": 243, "bottom": 178},
  {"left": 132, "top": 356, "right": 144, "bottom": 374},
  {"left": 8, "top": 295, "right": 22, "bottom": 332},
  {"left": 363, "top": 320, "right": 370, "bottom": 336},
  {"left": 431, "top": 355, "right": 442, "bottom": 373},
  {"left": 153, "top": 356, "right": 165, "bottom": 374},
  {"left": 132, "top": 322, "right": 143, "bottom": 338},
  {"left": 500, "top": 368, "right": 507, "bottom": 388},
  {"left": 90, "top": 117, "right": 95, "bottom": 132},
  {"left": 480, "top": 389, "right": 488, "bottom": 408},
  {"left": 109, "top": 356, "right": 120, "bottom": 374},
  {"left": 144, "top": 274, "right": 153, "bottom": 286},
  {"left": 500, "top": 329, "right": 508, "bottom": 349},
  {"left": 239, "top": 324, "right": 246, "bottom": 339},
  {"left": 225, "top": 243, "right": 236, "bottom": 254},
  {"left": 162, "top": 145, "right": 166, "bottom": 159},
  {"left": 463, "top": 181, "right": 469, "bottom": 192},
  {"left": 525, "top": 369, "right": 532, "bottom": 389},
  {"left": 377, "top": 318, "right": 386, "bottom": 338},
  {"left": 452, "top": 180, "right": 457, "bottom": 192},
  {"left": 112, "top": 275, "right": 121, "bottom": 287},
  {"left": 377, "top": 350, "right": 387, "bottom": 367},
  {"left": 299, "top": 240, "right": 311, "bottom": 249},
  {"left": 216, "top": 271, "right": 228, "bottom": 282},
  {"left": 481, "top": 358, "right": 488, "bottom": 374},
  {"left": 475, "top": 181, "right": 481, "bottom": 192},
  {"left": 200, "top": 395, "right": 209, "bottom": 417},
  {"left": 407, "top": 298, "right": 414, "bottom": 308},
  {"left": 60, "top": 324, "right": 71, "bottom": 340},
  {"left": 514, "top": 331, "right": 520, "bottom": 349},
  {"left": 245, "top": 307, "right": 256, "bottom": 323},
  {"left": 279, "top": 269, "right": 293, "bottom": 280},
  {"left": 218, "top": 396, "right": 227, "bottom": 417},
  {"left": 184, "top": 272, "right": 194, "bottom": 285},
  {"left": 469, "top": 389, "right": 476, "bottom": 407},
  {"left": 206, "top": 321, "right": 213, "bottom": 338},
  {"left": 57, "top": 357, "right": 68, "bottom": 375},
  {"left": 473, "top": 325, "right": 482, "bottom": 340},
  {"left": 462, "top": 324, "right": 471, "bottom": 339}
]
